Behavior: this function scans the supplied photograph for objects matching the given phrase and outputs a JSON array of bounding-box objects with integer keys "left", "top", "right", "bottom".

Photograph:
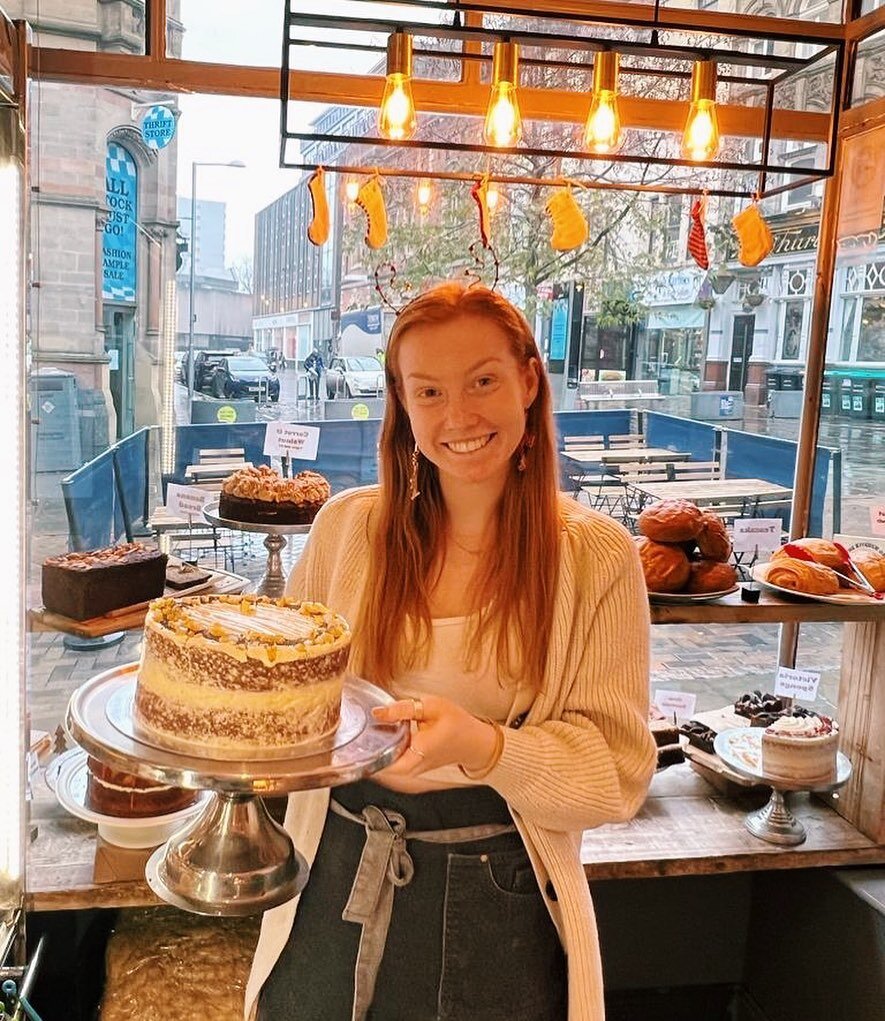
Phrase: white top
[{"left": 392, "top": 615, "right": 536, "bottom": 787}]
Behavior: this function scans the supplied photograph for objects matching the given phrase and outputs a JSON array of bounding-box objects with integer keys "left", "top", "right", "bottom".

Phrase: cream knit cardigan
[{"left": 244, "top": 487, "right": 655, "bottom": 1021}]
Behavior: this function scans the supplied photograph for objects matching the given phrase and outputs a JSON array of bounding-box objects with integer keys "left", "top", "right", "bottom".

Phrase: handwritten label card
[
  {"left": 732, "top": 518, "right": 783, "bottom": 553},
  {"left": 774, "top": 666, "right": 821, "bottom": 701},
  {"left": 653, "top": 689, "right": 697, "bottom": 721},
  {"left": 870, "top": 504, "right": 885, "bottom": 537},
  {"left": 166, "top": 483, "right": 213, "bottom": 521},
  {"left": 264, "top": 422, "right": 320, "bottom": 460}
]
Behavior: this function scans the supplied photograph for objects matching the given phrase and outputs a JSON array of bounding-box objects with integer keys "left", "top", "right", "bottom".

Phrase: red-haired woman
[{"left": 249, "top": 282, "right": 655, "bottom": 1021}]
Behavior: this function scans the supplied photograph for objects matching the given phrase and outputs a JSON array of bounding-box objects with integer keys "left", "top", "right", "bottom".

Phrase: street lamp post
[{"left": 186, "top": 160, "right": 245, "bottom": 418}]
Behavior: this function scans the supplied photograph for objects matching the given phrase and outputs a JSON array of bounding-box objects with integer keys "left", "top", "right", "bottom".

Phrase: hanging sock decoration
[
  {"left": 732, "top": 202, "right": 773, "bottom": 267},
  {"left": 306, "top": 167, "right": 330, "bottom": 246},
  {"left": 687, "top": 195, "right": 709, "bottom": 270},
  {"left": 546, "top": 187, "right": 588, "bottom": 251},
  {"left": 356, "top": 174, "right": 388, "bottom": 249},
  {"left": 471, "top": 175, "right": 492, "bottom": 248}
]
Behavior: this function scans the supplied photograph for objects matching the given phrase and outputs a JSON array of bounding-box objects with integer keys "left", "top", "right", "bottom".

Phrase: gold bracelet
[{"left": 458, "top": 718, "right": 504, "bottom": 780}]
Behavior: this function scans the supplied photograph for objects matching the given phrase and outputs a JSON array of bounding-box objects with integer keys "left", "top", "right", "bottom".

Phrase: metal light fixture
[
  {"left": 378, "top": 31, "right": 417, "bottom": 141},
  {"left": 682, "top": 59, "right": 721, "bottom": 163},
  {"left": 483, "top": 41, "right": 522, "bottom": 148},
  {"left": 583, "top": 51, "right": 622, "bottom": 154}
]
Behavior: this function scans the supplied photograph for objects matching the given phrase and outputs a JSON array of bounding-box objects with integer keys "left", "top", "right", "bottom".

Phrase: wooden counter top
[
  {"left": 26, "top": 763, "right": 885, "bottom": 912},
  {"left": 649, "top": 589, "right": 885, "bottom": 624}
]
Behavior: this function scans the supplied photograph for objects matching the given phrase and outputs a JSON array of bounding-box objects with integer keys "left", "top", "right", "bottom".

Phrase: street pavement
[{"left": 28, "top": 372, "right": 875, "bottom": 736}]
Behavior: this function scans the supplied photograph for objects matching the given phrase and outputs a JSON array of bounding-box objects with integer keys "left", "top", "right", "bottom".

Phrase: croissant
[
  {"left": 852, "top": 549, "right": 885, "bottom": 592},
  {"left": 770, "top": 537, "right": 843, "bottom": 570},
  {"left": 765, "top": 559, "right": 840, "bottom": 595}
]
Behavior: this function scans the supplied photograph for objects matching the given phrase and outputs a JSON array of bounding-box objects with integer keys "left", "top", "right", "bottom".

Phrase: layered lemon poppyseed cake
[{"left": 133, "top": 595, "right": 351, "bottom": 757}]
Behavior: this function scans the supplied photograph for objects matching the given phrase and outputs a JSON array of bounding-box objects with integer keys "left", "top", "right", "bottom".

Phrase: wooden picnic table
[
  {"left": 561, "top": 447, "right": 690, "bottom": 464},
  {"left": 629, "top": 477, "right": 792, "bottom": 506}
]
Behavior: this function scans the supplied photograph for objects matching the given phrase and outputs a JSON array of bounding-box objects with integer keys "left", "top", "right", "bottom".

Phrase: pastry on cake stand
[
  {"left": 203, "top": 500, "right": 310, "bottom": 598},
  {"left": 714, "top": 728, "right": 851, "bottom": 846},
  {"left": 66, "top": 663, "right": 409, "bottom": 915}
]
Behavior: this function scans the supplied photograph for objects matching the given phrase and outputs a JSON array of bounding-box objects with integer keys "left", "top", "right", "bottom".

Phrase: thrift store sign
[
  {"left": 264, "top": 423, "right": 320, "bottom": 459},
  {"left": 102, "top": 142, "right": 137, "bottom": 304}
]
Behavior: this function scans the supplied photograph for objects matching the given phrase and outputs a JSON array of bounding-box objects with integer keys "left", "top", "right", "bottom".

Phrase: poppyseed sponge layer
[{"left": 133, "top": 594, "right": 351, "bottom": 758}]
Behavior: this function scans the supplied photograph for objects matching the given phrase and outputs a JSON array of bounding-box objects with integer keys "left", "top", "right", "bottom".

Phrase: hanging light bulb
[
  {"left": 416, "top": 179, "right": 433, "bottom": 213},
  {"left": 583, "top": 51, "right": 622, "bottom": 154},
  {"left": 483, "top": 41, "right": 523, "bottom": 148},
  {"left": 486, "top": 181, "right": 501, "bottom": 212},
  {"left": 344, "top": 178, "right": 360, "bottom": 203},
  {"left": 682, "top": 59, "right": 721, "bottom": 163},
  {"left": 378, "top": 32, "right": 417, "bottom": 141}
]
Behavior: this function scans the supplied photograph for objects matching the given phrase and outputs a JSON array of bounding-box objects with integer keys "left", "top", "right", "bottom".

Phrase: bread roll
[
  {"left": 770, "top": 537, "right": 843, "bottom": 570},
  {"left": 852, "top": 548, "right": 885, "bottom": 592},
  {"left": 685, "top": 560, "right": 737, "bottom": 594},
  {"left": 638, "top": 499, "right": 704, "bottom": 543},
  {"left": 696, "top": 512, "right": 732, "bottom": 562},
  {"left": 765, "top": 558, "right": 840, "bottom": 595},
  {"left": 636, "top": 536, "right": 691, "bottom": 593}
]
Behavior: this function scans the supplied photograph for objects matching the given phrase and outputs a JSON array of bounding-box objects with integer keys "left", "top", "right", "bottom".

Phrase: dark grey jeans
[{"left": 259, "top": 780, "right": 567, "bottom": 1020}]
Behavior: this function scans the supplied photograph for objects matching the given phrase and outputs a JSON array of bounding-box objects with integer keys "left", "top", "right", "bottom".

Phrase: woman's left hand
[{"left": 372, "top": 694, "right": 498, "bottom": 778}]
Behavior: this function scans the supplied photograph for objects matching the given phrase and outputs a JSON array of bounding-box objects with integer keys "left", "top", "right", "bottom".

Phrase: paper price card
[
  {"left": 732, "top": 518, "right": 782, "bottom": 553},
  {"left": 653, "top": 689, "right": 697, "bottom": 721},
  {"left": 166, "top": 483, "right": 213, "bottom": 520},
  {"left": 774, "top": 666, "right": 821, "bottom": 702},
  {"left": 870, "top": 504, "right": 885, "bottom": 537},
  {"left": 264, "top": 422, "right": 320, "bottom": 460}
]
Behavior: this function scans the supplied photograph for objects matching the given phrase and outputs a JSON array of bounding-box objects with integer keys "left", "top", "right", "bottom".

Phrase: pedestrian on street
[
  {"left": 249, "top": 281, "right": 655, "bottom": 1020},
  {"left": 304, "top": 346, "right": 324, "bottom": 401}
]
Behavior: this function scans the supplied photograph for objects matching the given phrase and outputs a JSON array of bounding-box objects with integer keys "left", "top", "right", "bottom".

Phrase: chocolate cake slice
[{"left": 42, "top": 543, "right": 167, "bottom": 620}]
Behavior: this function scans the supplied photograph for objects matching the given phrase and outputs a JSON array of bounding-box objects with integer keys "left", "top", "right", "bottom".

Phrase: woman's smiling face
[{"left": 396, "top": 313, "right": 540, "bottom": 491}]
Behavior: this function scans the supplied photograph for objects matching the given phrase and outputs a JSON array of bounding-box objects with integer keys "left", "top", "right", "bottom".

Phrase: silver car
[{"left": 325, "top": 355, "right": 385, "bottom": 399}]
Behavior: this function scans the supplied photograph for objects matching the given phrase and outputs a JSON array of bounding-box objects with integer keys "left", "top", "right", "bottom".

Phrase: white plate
[
  {"left": 54, "top": 750, "right": 207, "bottom": 849},
  {"left": 647, "top": 585, "right": 739, "bottom": 605},
  {"left": 751, "top": 564, "right": 885, "bottom": 606}
]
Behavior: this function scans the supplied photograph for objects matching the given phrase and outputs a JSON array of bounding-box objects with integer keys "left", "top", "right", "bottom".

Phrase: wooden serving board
[{"left": 29, "top": 568, "right": 250, "bottom": 637}]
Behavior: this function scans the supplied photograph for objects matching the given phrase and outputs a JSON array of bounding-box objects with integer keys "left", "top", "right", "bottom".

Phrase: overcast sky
[{"left": 173, "top": 0, "right": 436, "bottom": 266}]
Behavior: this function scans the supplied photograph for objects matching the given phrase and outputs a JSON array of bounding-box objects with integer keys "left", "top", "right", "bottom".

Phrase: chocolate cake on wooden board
[{"left": 42, "top": 543, "right": 168, "bottom": 621}]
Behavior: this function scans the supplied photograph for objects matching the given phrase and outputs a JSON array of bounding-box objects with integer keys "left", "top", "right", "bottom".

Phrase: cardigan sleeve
[{"left": 484, "top": 520, "right": 656, "bottom": 832}]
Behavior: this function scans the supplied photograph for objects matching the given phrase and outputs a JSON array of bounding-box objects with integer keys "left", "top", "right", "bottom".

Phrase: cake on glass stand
[
  {"left": 714, "top": 728, "right": 851, "bottom": 846},
  {"left": 66, "top": 663, "right": 409, "bottom": 915}
]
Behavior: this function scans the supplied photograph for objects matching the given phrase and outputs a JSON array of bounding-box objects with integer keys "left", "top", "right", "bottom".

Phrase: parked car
[
  {"left": 192, "top": 349, "right": 239, "bottom": 392},
  {"left": 204, "top": 355, "right": 281, "bottom": 402},
  {"left": 325, "top": 355, "right": 385, "bottom": 399}
]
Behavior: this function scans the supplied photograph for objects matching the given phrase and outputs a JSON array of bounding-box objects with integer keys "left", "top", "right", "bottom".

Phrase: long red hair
[{"left": 355, "top": 282, "right": 561, "bottom": 691}]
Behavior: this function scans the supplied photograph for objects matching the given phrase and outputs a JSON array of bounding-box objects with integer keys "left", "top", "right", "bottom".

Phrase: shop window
[
  {"left": 781, "top": 300, "right": 806, "bottom": 360},
  {"left": 856, "top": 296, "right": 885, "bottom": 362}
]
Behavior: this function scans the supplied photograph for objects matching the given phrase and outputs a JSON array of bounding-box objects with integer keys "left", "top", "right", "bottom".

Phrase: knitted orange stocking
[
  {"left": 306, "top": 168, "right": 330, "bottom": 246},
  {"left": 732, "top": 203, "right": 773, "bottom": 267},
  {"left": 546, "top": 188, "right": 588, "bottom": 251},
  {"left": 356, "top": 176, "right": 388, "bottom": 249}
]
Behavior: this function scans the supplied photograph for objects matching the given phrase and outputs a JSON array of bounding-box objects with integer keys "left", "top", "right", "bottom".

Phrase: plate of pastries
[
  {"left": 635, "top": 499, "right": 739, "bottom": 603},
  {"left": 751, "top": 538, "right": 885, "bottom": 604}
]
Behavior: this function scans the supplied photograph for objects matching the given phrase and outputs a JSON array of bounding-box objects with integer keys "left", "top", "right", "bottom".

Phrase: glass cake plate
[
  {"left": 65, "top": 664, "right": 410, "bottom": 916},
  {"left": 714, "top": 728, "right": 852, "bottom": 846},
  {"left": 54, "top": 749, "right": 208, "bottom": 849}
]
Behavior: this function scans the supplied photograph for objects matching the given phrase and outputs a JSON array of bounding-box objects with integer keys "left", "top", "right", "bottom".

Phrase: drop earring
[
  {"left": 408, "top": 442, "right": 421, "bottom": 500},
  {"left": 516, "top": 430, "right": 535, "bottom": 473}
]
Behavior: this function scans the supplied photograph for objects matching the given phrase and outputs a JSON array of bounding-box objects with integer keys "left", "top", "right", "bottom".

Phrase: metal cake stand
[
  {"left": 203, "top": 500, "right": 311, "bottom": 597},
  {"left": 65, "top": 664, "right": 409, "bottom": 916},
  {"left": 714, "top": 728, "right": 852, "bottom": 846}
]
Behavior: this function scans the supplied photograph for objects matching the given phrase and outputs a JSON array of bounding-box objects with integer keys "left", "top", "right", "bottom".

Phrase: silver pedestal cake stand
[
  {"left": 714, "top": 728, "right": 852, "bottom": 846},
  {"left": 65, "top": 664, "right": 409, "bottom": 916},
  {"left": 203, "top": 500, "right": 310, "bottom": 598}
]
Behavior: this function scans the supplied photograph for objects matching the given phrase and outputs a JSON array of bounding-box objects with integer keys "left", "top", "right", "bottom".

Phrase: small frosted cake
[
  {"left": 86, "top": 756, "right": 198, "bottom": 818},
  {"left": 761, "top": 713, "right": 839, "bottom": 785},
  {"left": 219, "top": 466, "right": 330, "bottom": 525},
  {"left": 134, "top": 595, "right": 351, "bottom": 758}
]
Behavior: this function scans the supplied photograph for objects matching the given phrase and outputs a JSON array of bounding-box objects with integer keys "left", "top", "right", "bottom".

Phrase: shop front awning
[{"left": 646, "top": 305, "right": 706, "bottom": 331}]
